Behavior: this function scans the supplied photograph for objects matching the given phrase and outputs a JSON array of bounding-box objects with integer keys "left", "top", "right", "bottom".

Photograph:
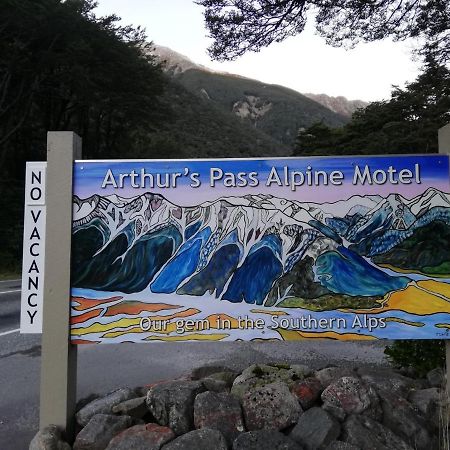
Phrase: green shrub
[{"left": 384, "top": 340, "right": 445, "bottom": 378}]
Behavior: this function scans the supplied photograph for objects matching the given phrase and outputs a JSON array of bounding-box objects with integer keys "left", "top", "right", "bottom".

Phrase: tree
[
  {"left": 0, "top": 0, "right": 168, "bottom": 172},
  {"left": 198, "top": 0, "right": 450, "bottom": 64},
  {"left": 294, "top": 57, "right": 450, "bottom": 156},
  {"left": 0, "top": 0, "right": 169, "bottom": 272}
]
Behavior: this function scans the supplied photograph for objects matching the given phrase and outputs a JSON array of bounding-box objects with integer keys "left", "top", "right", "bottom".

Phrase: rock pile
[{"left": 30, "top": 364, "right": 446, "bottom": 450}]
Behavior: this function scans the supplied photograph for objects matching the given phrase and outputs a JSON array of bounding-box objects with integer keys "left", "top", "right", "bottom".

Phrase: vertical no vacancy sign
[{"left": 21, "top": 162, "right": 46, "bottom": 333}]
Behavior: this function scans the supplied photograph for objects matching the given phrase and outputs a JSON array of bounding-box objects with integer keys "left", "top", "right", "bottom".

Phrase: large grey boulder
[
  {"left": 377, "top": 389, "right": 432, "bottom": 450},
  {"left": 194, "top": 391, "right": 245, "bottom": 445},
  {"left": 201, "top": 377, "right": 230, "bottom": 393},
  {"left": 427, "top": 367, "right": 445, "bottom": 388},
  {"left": 321, "top": 377, "right": 381, "bottom": 420},
  {"left": 357, "top": 368, "right": 421, "bottom": 397},
  {"left": 191, "top": 365, "right": 238, "bottom": 385},
  {"left": 315, "top": 367, "right": 356, "bottom": 389},
  {"left": 408, "top": 388, "right": 441, "bottom": 431},
  {"left": 408, "top": 387, "right": 440, "bottom": 415},
  {"left": 241, "top": 381, "right": 301, "bottom": 431},
  {"left": 325, "top": 442, "right": 361, "bottom": 450},
  {"left": 342, "top": 414, "right": 413, "bottom": 450},
  {"left": 112, "top": 397, "right": 148, "bottom": 419},
  {"left": 105, "top": 423, "right": 175, "bottom": 450},
  {"left": 233, "top": 430, "right": 303, "bottom": 450},
  {"left": 29, "top": 425, "right": 71, "bottom": 450},
  {"left": 322, "top": 403, "right": 347, "bottom": 422},
  {"left": 146, "top": 380, "right": 205, "bottom": 435},
  {"left": 231, "top": 364, "right": 310, "bottom": 399},
  {"left": 289, "top": 407, "right": 340, "bottom": 450},
  {"left": 73, "top": 414, "right": 132, "bottom": 450},
  {"left": 161, "top": 428, "right": 228, "bottom": 450},
  {"left": 76, "top": 388, "right": 137, "bottom": 427}
]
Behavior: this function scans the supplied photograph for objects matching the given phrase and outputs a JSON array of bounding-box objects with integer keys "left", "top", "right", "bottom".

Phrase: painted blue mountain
[{"left": 71, "top": 188, "right": 449, "bottom": 304}]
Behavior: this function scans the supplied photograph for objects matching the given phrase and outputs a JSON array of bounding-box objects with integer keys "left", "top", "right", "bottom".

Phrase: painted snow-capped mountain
[{"left": 72, "top": 189, "right": 450, "bottom": 304}]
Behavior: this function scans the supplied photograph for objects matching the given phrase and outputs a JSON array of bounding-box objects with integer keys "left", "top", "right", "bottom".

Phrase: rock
[
  {"left": 112, "top": 397, "right": 148, "bottom": 419},
  {"left": 207, "top": 371, "right": 239, "bottom": 387},
  {"left": 358, "top": 368, "right": 421, "bottom": 397},
  {"left": 325, "top": 442, "right": 361, "bottom": 450},
  {"left": 322, "top": 403, "right": 347, "bottom": 422},
  {"left": 241, "top": 381, "right": 301, "bottom": 431},
  {"left": 161, "top": 428, "right": 228, "bottom": 450},
  {"left": 29, "top": 425, "right": 71, "bottom": 450},
  {"left": 232, "top": 430, "right": 302, "bottom": 450},
  {"left": 291, "top": 377, "right": 323, "bottom": 410},
  {"left": 427, "top": 367, "right": 445, "bottom": 388},
  {"left": 377, "top": 389, "right": 431, "bottom": 450},
  {"left": 194, "top": 391, "right": 245, "bottom": 446},
  {"left": 408, "top": 387, "right": 442, "bottom": 431},
  {"left": 408, "top": 387, "right": 440, "bottom": 415},
  {"left": 73, "top": 414, "right": 132, "bottom": 450},
  {"left": 290, "top": 364, "right": 313, "bottom": 377},
  {"left": 201, "top": 377, "right": 230, "bottom": 393},
  {"left": 231, "top": 364, "right": 310, "bottom": 399},
  {"left": 105, "top": 423, "right": 175, "bottom": 450},
  {"left": 134, "top": 386, "right": 152, "bottom": 397},
  {"left": 191, "top": 366, "right": 237, "bottom": 382},
  {"left": 146, "top": 380, "right": 205, "bottom": 435},
  {"left": 289, "top": 407, "right": 340, "bottom": 450},
  {"left": 342, "top": 414, "right": 413, "bottom": 450},
  {"left": 321, "top": 377, "right": 381, "bottom": 420},
  {"left": 76, "top": 388, "right": 137, "bottom": 427},
  {"left": 315, "top": 367, "right": 356, "bottom": 389}
]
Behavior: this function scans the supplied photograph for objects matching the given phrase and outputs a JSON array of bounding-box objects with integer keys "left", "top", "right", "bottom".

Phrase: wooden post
[
  {"left": 439, "top": 123, "right": 450, "bottom": 394},
  {"left": 40, "top": 132, "right": 81, "bottom": 441}
]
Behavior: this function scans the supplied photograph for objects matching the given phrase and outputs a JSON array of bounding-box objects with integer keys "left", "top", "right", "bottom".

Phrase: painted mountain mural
[{"left": 71, "top": 185, "right": 450, "bottom": 344}]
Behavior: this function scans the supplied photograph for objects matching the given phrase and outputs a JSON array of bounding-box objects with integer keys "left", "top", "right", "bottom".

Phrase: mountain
[
  {"left": 304, "top": 93, "right": 368, "bottom": 118},
  {"left": 151, "top": 45, "right": 354, "bottom": 149},
  {"left": 325, "top": 189, "right": 450, "bottom": 258},
  {"left": 146, "top": 80, "right": 288, "bottom": 158},
  {"left": 372, "top": 220, "right": 450, "bottom": 275},
  {"left": 152, "top": 45, "right": 212, "bottom": 75},
  {"left": 72, "top": 188, "right": 449, "bottom": 305}
]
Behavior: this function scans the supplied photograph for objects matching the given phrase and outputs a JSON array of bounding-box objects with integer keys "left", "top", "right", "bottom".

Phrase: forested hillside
[{"left": 175, "top": 69, "right": 348, "bottom": 147}]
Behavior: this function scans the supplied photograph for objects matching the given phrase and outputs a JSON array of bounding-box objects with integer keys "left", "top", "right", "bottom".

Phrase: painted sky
[{"left": 74, "top": 155, "right": 449, "bottom": 205}]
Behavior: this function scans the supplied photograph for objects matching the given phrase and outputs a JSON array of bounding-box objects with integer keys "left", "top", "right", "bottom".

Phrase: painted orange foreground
[{"left": 344, "top": 281, "right": 450, "bottom": 316}]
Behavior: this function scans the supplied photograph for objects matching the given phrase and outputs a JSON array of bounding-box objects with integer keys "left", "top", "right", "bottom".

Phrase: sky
[{"left": 94, "top": 0, "right": 422, "bottom": 102}]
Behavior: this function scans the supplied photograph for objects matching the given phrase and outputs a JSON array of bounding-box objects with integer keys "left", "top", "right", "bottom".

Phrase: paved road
[
  {"left": 0, "top": 279, "right": 22, "bottom": 335},
  {"left": 0, "top": 280, "right": 391, "bottom": 449}
]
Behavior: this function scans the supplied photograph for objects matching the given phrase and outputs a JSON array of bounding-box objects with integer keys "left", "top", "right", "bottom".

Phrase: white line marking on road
[
  {"left": 0, "top": 279, "right": 20, "bottom": 283},
  {"left": 0, "top": 289, "right": 21, "bottom": 295},
  {"left": 0, "top": 328, "right": 20, "bottom": 337}
]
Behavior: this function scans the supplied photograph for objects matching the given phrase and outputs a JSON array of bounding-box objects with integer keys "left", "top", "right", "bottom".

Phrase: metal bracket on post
[
  {"left": 40, "top": 132, "right": 81, "bottom": 441},
  {"left": 439, "top": 123, "right": 450, "bottom": 395}
]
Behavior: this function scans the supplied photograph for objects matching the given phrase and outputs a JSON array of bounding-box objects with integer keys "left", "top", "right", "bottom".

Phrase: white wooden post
[
  {"left": 438, "top": 123, "right": 450, "bottom": 394},
  {"left": 40, "top": 132, "right": 81, "bottom": 440}
]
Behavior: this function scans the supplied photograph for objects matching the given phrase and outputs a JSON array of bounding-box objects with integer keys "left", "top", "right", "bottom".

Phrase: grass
[{"left": 0, "top": 270, "right": 21, "bottom": 281}]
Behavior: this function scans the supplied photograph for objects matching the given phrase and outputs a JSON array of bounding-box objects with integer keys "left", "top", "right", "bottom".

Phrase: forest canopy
[
  {"left": 0, "top": 0, "right": 169, "bottom": 270},
  {"left": 0, "top": 0, "right": 167, "bottom": 173},
  {"left": 294, "top": 57, "right": 450, "bottom": 155},
  {"left": 198, "top": 0, "right": 450, "bottom": 64}
]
